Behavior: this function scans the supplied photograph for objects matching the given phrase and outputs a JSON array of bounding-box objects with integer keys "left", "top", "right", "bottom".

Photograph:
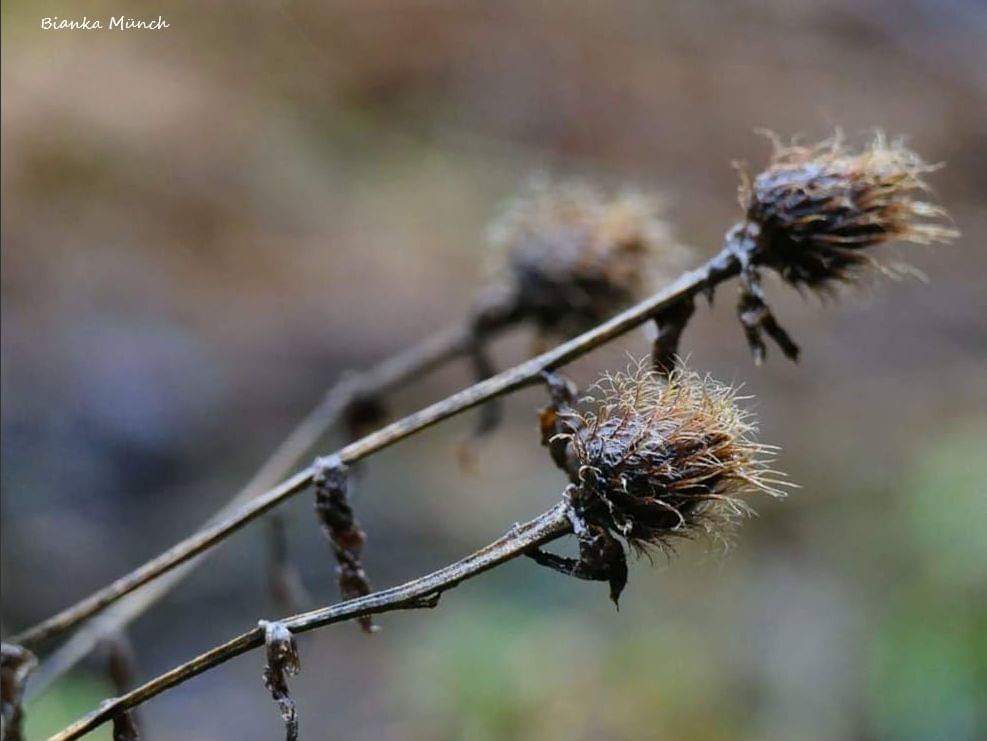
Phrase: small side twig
[
  {"left": 266, "top": 514, "right": 311, "bottom": 614},
  {"left": 111, "top": 711, "right": 139, "bottom": 741},
  {"left": 103, "top": 634, "right": 137, "bottom": 698},
  {"left": 651, "top": 296, "right": 695, "bottom": 374},
  {"left": 463, "top": 289, "right": 522, "bottom": 446},
  {"left": 104, "top": 632, "right": 141, "bottom": 738}
]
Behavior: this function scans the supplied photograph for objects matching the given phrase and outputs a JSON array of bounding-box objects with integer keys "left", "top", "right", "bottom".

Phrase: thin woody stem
[
  {"left": 49, "top": 503, "right": 573, "bottom": 741},
  {"left": 11, "top": 248, "right": 739, "bottom": 650},
  {"left": 19, "top": 321, "right": 479, "bottom": 694}
]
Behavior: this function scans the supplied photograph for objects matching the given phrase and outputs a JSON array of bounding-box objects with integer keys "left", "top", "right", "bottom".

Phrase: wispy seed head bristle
[
  {"left": 739, "top": 132, "right": 957, "bottom": 290},
  {"left": 560, "top": 361, "right": 784, "bottom": 554}
]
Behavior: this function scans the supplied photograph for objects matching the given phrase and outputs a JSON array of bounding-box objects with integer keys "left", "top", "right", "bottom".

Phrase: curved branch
[
  {"left": 49, "top": 503, "right": 573, "bottom": 741},
  {"left": 12, "top": 248, "right": 739, "bottom": 649},
  {"left": 15, "top": 322, "right": 477, "bottom": 669}
]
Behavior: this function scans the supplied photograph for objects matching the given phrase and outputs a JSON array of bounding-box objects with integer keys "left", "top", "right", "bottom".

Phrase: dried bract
[
  {"left": 312, "top": 457, "right": 377, "bottom": 633},
  {"left": 259, "top": 620, "right": 301, "bottom": 741},
  {"left": 738, "top": 133, "right": 957, "bottom": 290},
  {"left": 489, "top": 179, "right": 687, "bottom": 338}
]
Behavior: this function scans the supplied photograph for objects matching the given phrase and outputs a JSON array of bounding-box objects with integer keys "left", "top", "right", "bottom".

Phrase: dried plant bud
[
  {"left": 737, "top": 132, "right": 957, "bottom": 290},
  {"left": 312, "top": 457, "right": 377, "bottom": 633},
  {"left": 259, "top": 620, "right": 301, "bottom": 741},
  {"left": 530, "top": 363, "right": 784, "bottom": 603},
  {"left": 488, "top": 178, "right": 688, "bottom": 338},
  {"left": 558, "top": 363, "right": 783, "bottom": 554},
  {"left": 1, "top": 643, "right": 37, "bottom": 741}
]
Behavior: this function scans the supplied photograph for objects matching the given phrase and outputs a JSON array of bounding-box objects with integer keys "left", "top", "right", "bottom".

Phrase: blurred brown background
[{"left": 2, "top": 1, "right": 986, "bottom": 739}]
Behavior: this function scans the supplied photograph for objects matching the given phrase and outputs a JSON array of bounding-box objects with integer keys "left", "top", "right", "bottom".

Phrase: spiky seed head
[
  {"left": 489, "top": 178, "right": 688, "bottom": 336},
  {"left": 557, "top": 363, "right": 783, "bottom": 552},
  {"left": 739, "top": 133, "right": 957, "bottom": 290}
]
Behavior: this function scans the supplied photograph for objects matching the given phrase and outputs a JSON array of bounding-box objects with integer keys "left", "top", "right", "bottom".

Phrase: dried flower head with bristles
[
  {"left": 556, "top": 364, "right": 783, "bottom": 553},
  {"left": 532, "top": 363, "right": 785, "bottom": 603},
  {"left": 488, "top": 178, "right": 688, "bottom": 337},
  {"left": 737, "top": 132, "right": 957, "bottom": 290}
]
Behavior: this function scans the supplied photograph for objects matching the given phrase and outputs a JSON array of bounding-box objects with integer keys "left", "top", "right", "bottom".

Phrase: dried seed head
[
  {"left": 557, "top": 363, "right": 783, "bottom": 553},
  {"left": 489, "top": 178, "right": 688, "bottom": 336},
  {"left": 738, "top": 133, "right": 957, "bottom": 290}
]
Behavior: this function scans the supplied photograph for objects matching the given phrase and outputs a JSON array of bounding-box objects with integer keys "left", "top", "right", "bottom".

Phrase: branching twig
[
  {"left": 49, "top": 503, "right": 572, "bottom": 741},
  {"left": 10, "top": 132, "right": 953, "bottom": 741},
  {"left": 17, "top": 322, "right": 478, "bottom": 682},
  {"left": 11, "top": 248, "right": 740, "bottom": 652},
  {"left": 104, "top": 632, "right": 141, "bottom": 739},
  {"left": 14, "top": 132, "right": 955, "bottom": 671},
  {"left": 651, "top": 296, "right": 696, "bottom": 374}
]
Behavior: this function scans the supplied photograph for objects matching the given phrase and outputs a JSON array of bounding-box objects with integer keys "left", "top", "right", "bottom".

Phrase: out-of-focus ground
[{"left": 2, "top": 1, "right": 986, "bottom": 739}]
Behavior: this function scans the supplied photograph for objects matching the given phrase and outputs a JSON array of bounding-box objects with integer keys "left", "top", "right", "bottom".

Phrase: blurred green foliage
[
  {"left": 25, "top": 675, "right": 112, "bottom": 741},
  {"left": 867, "top": 428, "right": 987, "bottom": 741},
  {"left": 399, "top": 604, "right": 746, "bottom": 741}
]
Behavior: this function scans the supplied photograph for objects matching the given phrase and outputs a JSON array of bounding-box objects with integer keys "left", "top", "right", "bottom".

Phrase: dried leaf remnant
[
  {"left": 313, "top": 457, "right": 377, "bottom": 633},
  {"left": 260, "top": 620, "right": 301, "bottom": 741}
]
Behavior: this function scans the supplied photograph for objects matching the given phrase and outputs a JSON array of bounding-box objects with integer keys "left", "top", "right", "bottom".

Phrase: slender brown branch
[
  {"left": 21, "top": 313, "right": 522, "bottom": 696},
  {"left": 49, "top": 503, "right": 573, "bottom": 741},
  {"left": 11, "top": 249, "right": 739, "bottom": 650},
  {"left": 14, "top": 322, "right": 476, "bottom": 662}
]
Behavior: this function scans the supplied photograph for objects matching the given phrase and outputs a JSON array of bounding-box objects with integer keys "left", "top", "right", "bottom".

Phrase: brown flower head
[
  {"left": 554, "top": 363, "right": 783, "bottom": 553},
  {"left": 489, "top": 178, "right": 687, "bottom": 337},
  {"left": 737, "top": 133, "right": 957, "bottom": 290}
]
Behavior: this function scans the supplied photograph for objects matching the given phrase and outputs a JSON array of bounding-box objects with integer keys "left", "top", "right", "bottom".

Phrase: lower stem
[{"left": 50, "top": 503, "right": 572, "bottom": 741}]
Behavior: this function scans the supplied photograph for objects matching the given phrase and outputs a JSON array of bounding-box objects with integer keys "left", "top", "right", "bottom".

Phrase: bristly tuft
[
  {"left": 738, "top": 132, "right": 957, "bottom": 290},
  {"left": 489, "top": 178, "right": 688, "bottom": 337},
  {"left": 557, "top": 362, "right": 785, "bottom": 554}
]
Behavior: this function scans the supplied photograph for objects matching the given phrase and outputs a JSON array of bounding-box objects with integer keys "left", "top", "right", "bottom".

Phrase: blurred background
[{"left": 2, "top": 1, "right": 986, "bottom": 739}]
